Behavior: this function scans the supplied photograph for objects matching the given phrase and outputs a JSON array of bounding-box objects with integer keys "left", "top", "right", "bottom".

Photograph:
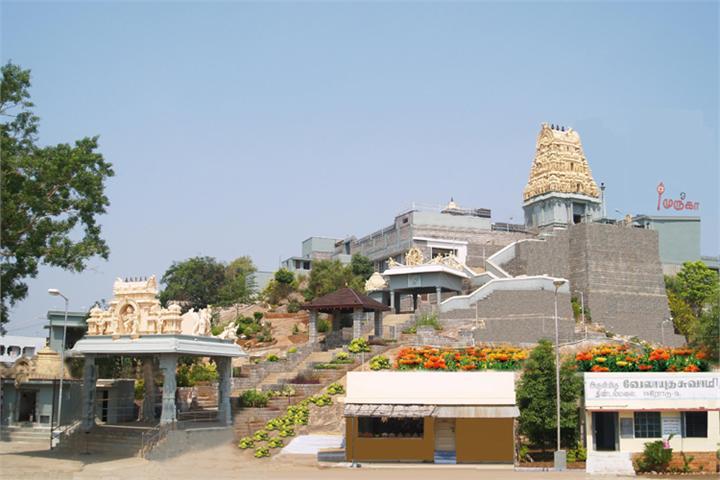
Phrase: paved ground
[{"left": 0, "top": 442, "right": 710, "bottom": 480}]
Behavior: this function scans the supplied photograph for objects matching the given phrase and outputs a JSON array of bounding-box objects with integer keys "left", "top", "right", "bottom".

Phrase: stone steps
[
  {"left": 586, "top": 451, "right": 635, "bottom": 476},
  {"left": 0, "top": 426, "right": 51, "bottom": 443}
]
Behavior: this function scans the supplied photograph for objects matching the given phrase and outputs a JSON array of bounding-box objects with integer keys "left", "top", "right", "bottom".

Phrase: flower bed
[
  {"left": 393, "top": 346, "right": 528, "bottom": 371},
  {"left": 575, "top": 344, "right": 708, "bottom": 373}
]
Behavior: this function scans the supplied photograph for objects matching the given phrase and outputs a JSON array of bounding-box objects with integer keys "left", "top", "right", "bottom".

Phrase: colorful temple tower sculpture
[{"left": 523, "top": 123, "right": 602, "bottom": 230}]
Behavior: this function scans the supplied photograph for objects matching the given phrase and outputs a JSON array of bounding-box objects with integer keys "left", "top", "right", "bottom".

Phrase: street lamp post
[
  {"left": 48, "top": 289, "right": 69, "bottom": 434},
  {"left": 553, "top": 278, "right": 567, "bottom": 470}
]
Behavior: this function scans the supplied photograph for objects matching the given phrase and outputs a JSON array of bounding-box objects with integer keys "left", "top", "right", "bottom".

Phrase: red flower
[{"left": 638, "top": 364, "right": 652, "bottom": 371}]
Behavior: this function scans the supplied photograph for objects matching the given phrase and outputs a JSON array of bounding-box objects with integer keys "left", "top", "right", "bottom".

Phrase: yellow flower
[
  {"left": 596, "top": 357, "right": 607, "bottom": 363},
  {"left": 616, "top": 361, "right": 628, "bottom": 367}
]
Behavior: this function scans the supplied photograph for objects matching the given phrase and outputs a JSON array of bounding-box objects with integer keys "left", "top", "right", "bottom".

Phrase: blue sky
[{"left": 2, "top": 1, "right": 718, "bottom": 335}]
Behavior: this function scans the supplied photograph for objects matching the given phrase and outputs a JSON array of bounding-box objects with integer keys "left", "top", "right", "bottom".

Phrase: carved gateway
[
  {"left": 523, "top": 123, "right": 600, "bottom": 201},
  {"left": 87, "top": 276, "right": 211, "bottom": 337}
]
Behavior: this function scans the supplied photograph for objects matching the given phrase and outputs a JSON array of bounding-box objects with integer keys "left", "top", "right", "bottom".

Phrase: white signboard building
[{"left": 584, "top": 372, "right": 720, "bottom": 475}]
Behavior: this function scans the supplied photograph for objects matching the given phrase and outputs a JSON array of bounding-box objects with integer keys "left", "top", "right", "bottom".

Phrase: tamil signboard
[
  {"left": 585, "top": 372, "right": 720, "bottom": 404},
  {"left": 656, "top": 182, "right": 700, "bottom": 212}
]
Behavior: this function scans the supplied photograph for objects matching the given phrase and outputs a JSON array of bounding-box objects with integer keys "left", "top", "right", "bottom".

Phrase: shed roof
[{"left": 302, "top": 288, "right": 390, "bottom": 312}]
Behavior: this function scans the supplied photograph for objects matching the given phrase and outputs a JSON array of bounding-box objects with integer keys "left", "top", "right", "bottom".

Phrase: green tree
[
  {"left": 304, "top": 259, "right": 364, "bottom": 300},
  {"left": 667, "top": 291, "right": 697, "bottom": 344},
  {"left": 672, "top": 261, "right": 719, "bottom": 318},
  {"left": 261, "top": 268, "right": 296, "bottom": 305},
  {"left": 517, "top": 340, "right": 583, "bottom": 451},
  {"left": 1, "top": 62, "right": 114, "bottom": 328},
  {"left": 159, "top": 256, "right": 226, "bottom": 312},
  {"left": 350, "top": 254, "right": 374, "bottom": 281},
  {"left": 666, "top": 261, "right": 719, "bottom": 357},
  {"left": 218, "top": 256, "right": 257, "bottom": 307},
  {"left": 274, "top": 268, "right": 294, "bottom": 285}
]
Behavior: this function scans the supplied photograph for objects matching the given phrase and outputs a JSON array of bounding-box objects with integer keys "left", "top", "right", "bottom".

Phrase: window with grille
[
  {"left": 634, "top": 412, "right": 661, "bottom": 438},
  {"left": 357, "top": 417, "right": 424, "bottom": 439},
  {"left": 683, "top": 412, "right": 708, "bottom": 438}
]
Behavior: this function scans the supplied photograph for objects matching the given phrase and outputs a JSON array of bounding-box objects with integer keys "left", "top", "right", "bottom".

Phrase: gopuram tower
[{"left": 523, "top": 123, "right": 602, "bottom": 231}]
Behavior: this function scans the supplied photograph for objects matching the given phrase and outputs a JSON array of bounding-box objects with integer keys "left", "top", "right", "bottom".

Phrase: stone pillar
[
  {"left": 159, "top": 354, "right": 178, "bottom": 425},
  {"left": 81, "top": 354, "right": 97, "bottom": 432},
  {"left": 352, "top": 308, "right": 363, "bottom": 340},
  {"left": 214, "top": 356, "right": 232, "bottom": 426},
  {"left": 141, "top": 357, "right": 156, "bottom": 422},
  {"left": 389, "top": 290, "right": 395, "bottom": 313},
  {"left": 308, "top": 310, "right": 317, "bottom": 344},
  {"left": 373, "top": 311, "right": 383, "bottom": 338},
  {"left": 436, "top": 287, "right": 442, "bottom": 311}
]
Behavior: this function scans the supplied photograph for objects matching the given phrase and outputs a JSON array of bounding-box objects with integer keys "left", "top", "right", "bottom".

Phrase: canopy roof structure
[{"left": 302, "top": 288, "right": 390, "bottom": 313}]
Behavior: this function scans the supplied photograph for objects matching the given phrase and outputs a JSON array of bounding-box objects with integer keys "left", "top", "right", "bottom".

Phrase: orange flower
[
  {"left": 576, "top": 352, "right": 593, "bottom": 361},
  {"left": 696, "top": 352, "right": 707, "bottom": 360},
  {"left": 638, "top": 364, "right": 652, "bottom": 371},
  {"left": 591, "top": 365, "right": 609, "bottom": 372},
  {"left": 683, "top": 364, "right": 700, "bottom": 372}
]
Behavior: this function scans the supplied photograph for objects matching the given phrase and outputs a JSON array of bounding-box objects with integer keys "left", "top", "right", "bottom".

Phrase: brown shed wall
[
  {"left": 455, "top": 418, "right": 514, "bottom": 463},
  {"left": 345, "top": 417, "right": 435, "bottom": 462}
]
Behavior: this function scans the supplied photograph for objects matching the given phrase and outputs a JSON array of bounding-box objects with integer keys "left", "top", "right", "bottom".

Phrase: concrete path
[{"left": 280, "top": 434, "right": 343, "bottom": 455}]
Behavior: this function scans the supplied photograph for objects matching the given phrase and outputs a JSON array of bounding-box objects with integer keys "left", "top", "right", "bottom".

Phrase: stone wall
[
  {"left": 441, "top": 290, "right": 577, "bottom": 344},
  {"left": 499, "top": 223, "right": 681, "bottom": 345}
]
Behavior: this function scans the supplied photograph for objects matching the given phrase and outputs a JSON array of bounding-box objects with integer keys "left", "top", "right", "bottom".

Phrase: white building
[{"left": 584, "top": 372, "right": 720, "bottom": 475}]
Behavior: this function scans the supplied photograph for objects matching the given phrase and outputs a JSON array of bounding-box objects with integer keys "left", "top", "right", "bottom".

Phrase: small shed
[
  {"left": 302, "top": 288, "right": 390, "bottom": 343},
  {"left": 344, "top": 371, "right": 519, "bottom": 464}
]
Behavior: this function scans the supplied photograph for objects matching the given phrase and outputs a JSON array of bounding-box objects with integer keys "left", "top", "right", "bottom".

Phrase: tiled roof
[{"left": 303, "top": 288, "right": 390, "bottom": 312}]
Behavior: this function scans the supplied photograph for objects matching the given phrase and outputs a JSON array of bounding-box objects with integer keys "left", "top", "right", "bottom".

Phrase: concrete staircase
[
  {"left": 57, "top": 424, "right": 146, "bottom": 457},
  {"left": 586, "top": 451, "right": 636, "bottom": 476},
  {"left": 0, "top": 424, "right": 51, "bottom": 445}
]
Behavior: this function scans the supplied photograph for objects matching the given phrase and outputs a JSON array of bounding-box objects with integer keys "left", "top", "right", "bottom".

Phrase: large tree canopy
[
  {"left": 304, "top": 257, "right": 369, "bottom": 300},
  {"left": 160, "top": 255, "right": 259, "bottom": 312},
  {"left": 159, "top": 256, "right": 227, "bottom": 312},
  {"left": 1, "top": 62, "right": 114, "bottom": 327}
]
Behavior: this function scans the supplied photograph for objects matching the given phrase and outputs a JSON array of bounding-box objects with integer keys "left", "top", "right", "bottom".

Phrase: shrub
[
  {"left": 238, "top": 437, "right": 254, "bottom": 449},
  {"left": 253, "top": 311, "right": 264, "bottom": 321},
  {"left": 240, "top": 389, "right": 270, "bottom": 408},
  {"left": 287, "top": 300, "right": 300, "bottom": 313},
  {"left": 176, "top": 361, "right": 218, "bottom": 387},
  {"left": 211, "top": 324, "right": 224, "bottom": 336},
  {"left": 403, "top": 312, "right": 443, "bottom": 334},
  {"left": 635, "top": 437, "right": 673, "bottom": 473},
  {"left": 254, "top": 446, "right": 270, "bottom": 458},
  {"left": 287, "top": 346, "right": 297, "bottom": 354},
  {"left": 278, "top": 427, "right": 295, "bottom": 438},
  {"left": 327, "top": 382, "right": 345, "bottom": 395},
  {"left": 266, "top": 354, "right": 279, "bottom": 362},
  {"left": 267, "top": 437, "right": 284, "bottom": 449},
  {"left": 252, "top": 429, "right": 269, "bottom": 442},
  {"left": 291, "top": 323, "right": 300, "bottom": 335},
  {"left": 348, "top": 338, "right": 370, "bottom": 353},
  {"left": 316, "top": 318, "right": 330, "bottom": 333},
  {"left": 256, "top": 326, "right": 274, "bottom": 343},
  {"left": 280, "top": 384, "right": 296, "bottom": 397},
  {"left": 309, "top": 393, "right": 332, "bottom": 406},
  {"left": 370, "top": 355, "right": 391, "bottom": 371},
  {"left": 335, "top": 351, "right": 350, "bottom": 361}
]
